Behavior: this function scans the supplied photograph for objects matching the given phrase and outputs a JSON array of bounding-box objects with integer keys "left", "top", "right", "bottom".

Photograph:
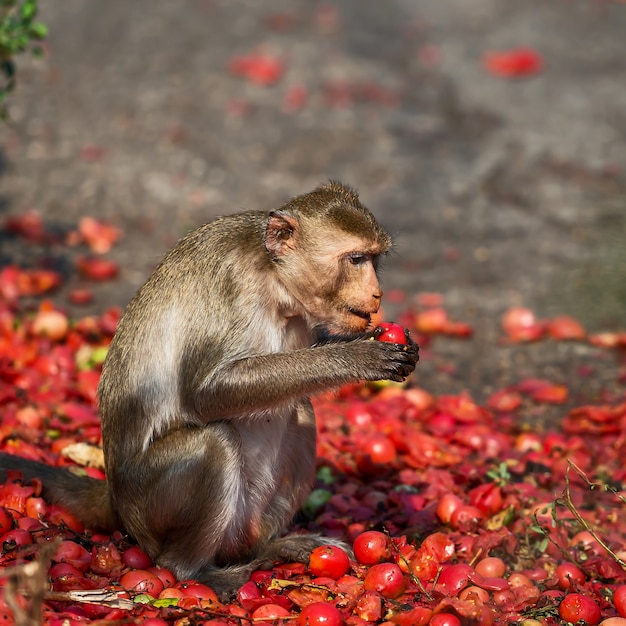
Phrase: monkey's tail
[{"left": 0, "top": 453, "right": 120, "bottom": 531}]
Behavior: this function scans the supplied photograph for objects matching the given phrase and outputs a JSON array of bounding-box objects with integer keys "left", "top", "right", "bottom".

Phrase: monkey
[{"left": 0, "top": 181, "right": 418, "bottom": 597}]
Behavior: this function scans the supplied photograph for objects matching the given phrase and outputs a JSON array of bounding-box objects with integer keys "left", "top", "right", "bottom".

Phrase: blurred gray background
[{"left": 1, "top": 0, "right": 625, "bottom": 408}]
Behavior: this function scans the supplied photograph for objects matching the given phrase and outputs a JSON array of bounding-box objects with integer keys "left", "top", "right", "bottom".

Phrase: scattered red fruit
[
  {"left": 31, "top": 310, "right": 69, "bottom": 342},
  {"left": 362, "top": 434, "right": 396, "bottom": 464},
  {"left": 120, "top": 569, "right": 164, "bottom": 596},
  {"left": 2, "top": 223, "right": 626, "bottom": 624},
  {"left": 501, "top": 307, "right": 545, "bottom": 342},
  {"left": 559, "top": 593, "right": 601, "bottom": 625},
  {"left": 555, "top": 562, "right": 586, "bottom": 590},
  {"left": 548, "top": 315, "right": 586, "bottom": 340},
  {"left": 363, "top": 563, "right": 407, "bottom": 598},
  {"left": 76, "top": 256, "right": 119, "bottom": 281},
  {"left": 122, "top": 546, "right": 153, "bottom": 569},
  {"left": 353, "top": 531, "right": 391, "bottom": 565},
  {"left": 298, "top": 602, "right": 344, "bottom": 626},
  {"left": 251, "top": 603, "right": 291, "bottom": 620},
  {"left": 430, "top": 613, "right": 461, "bottom": 626},
  {"left": 308, "top": 545, "right": 350, "bottom": 579},
  {"left": 483, "top": 47, "right": 543, "bottom": 78},
  {"left": 614, "top": 585, "right": 626, "bottom": 618},
  {"left": 77, "top": 216, "right": 122, "bottom": 254},
  {"left": 228, "top": 52, "right": 285, "bottom": 86},
  {"left": 376, "top": 322, "right": 408, "bottom": 344}
]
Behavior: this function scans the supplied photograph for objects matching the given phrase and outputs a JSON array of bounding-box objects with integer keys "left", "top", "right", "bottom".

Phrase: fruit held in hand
[{"left": 376, "top": 322, "right": 408, "bottom": 344}]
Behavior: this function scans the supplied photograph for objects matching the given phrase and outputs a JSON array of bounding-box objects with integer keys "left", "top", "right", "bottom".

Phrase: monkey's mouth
[{"left": 347, "top": 307, "right": 372, "bottom": 323}]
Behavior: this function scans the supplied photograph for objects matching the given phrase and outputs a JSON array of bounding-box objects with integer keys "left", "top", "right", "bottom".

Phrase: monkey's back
[{"left": 97, "top": 211, "right": 300, "bottom": 468}]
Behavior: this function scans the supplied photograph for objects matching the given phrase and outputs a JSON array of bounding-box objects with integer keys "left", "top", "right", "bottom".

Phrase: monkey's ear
[{"left": 265, "top": 212, "right": 299, "bottom": 257}]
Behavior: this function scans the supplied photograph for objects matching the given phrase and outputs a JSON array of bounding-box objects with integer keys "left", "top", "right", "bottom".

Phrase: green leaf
[
  {"left": 153, "top": 598, "right": 180, "bottom": 608},
  {"left": 316, "top": 465, "right": 336, "bottom": 486},
  {"left": 29, "top": 21, "right": 47, "bottom": 38},
  {"left": 20, "top": 0, "right": 37, "bottom": 21},
  {"left": 301, "top": 488, "right": 332, "bottom": 517},
  {"left": 133, "top": 594, "right": 156, "bottom": 605}
]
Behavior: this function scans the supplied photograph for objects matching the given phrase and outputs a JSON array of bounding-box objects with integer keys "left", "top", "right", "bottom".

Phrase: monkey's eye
[{"left": 347, "top": 253, "right": 371, "bottom": 266}]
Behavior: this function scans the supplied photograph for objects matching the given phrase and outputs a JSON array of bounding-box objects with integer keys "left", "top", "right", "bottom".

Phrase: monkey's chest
[{"left": 236, "top": 405, "right": 316, "bottom": 505}]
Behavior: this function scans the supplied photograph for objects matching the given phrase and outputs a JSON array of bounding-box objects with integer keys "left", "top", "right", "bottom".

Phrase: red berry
[
  {"left": 308, "top": 545, "right": 350, "bottom": 579},
  {"left": 614, "top": 585, "right": 626, "bottom": 617},
  {"left": 559, "top": 593, "right": 601, "bottom": 625},
  {"left": 353, "top": 531, "right": 391, "bottom": 565},
  {"left": 376, "top": 322, "right": 408, "bottom": 344},
  {"left": 363, "top": 563, "right": 407, "bottom": 598},
  {"left": 120, "top": 569, "right": 164, "bottom": 596},
  {"left": 298, "top": 602, "right": 343, "bottom": 626}
]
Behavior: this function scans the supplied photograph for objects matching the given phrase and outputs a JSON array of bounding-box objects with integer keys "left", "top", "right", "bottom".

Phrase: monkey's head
[{"left": 265, "top": 182, "right": 391, "bottom": 334}]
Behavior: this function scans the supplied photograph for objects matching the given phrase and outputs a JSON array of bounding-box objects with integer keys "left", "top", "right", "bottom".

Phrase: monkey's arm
[
  {"left": 314, "top": 325, "right": 415, "bottom": 345},
  {"left": 193, "top": 340, "right": 418, "bottom": 420}
]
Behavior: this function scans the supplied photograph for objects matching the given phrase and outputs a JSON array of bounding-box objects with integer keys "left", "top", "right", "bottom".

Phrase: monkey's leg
[
  {"left": 253, "top": 402, "right": 353, "bottom": 565},
  {"left": 111, "top": 423, "right": 255, "bottom": 582}
]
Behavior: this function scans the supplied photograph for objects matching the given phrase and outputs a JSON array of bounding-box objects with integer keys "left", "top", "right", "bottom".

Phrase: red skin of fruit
[
  {"left": 308, "top": 545, "right": 350, "bottom": 579},
  {"left": 353, "top": 531, "right": 391, "bottom": 565},
  {"left": 614, "top": 585, "right": 626, "bottom": 618},
  {"left": 555, "top": 562, "right": 586, "bottom": 590},
  {"left": 122, "top": 546, "right": 153, "bottom": 569},
  {"left": 376, "top": 322, "right": 408, "bottom": 344},
  {"left": 119, "top": 569, "right": 164, "bottom": 596},
  {"left": 430, "top": 613, "right": 461, "bottom": 626},
  {"left": 297, "top": 602, "right": 344, "bottom": 626},
  {"left": 251, "top": 603, "right": 291, "bottom": 620},
  {"left": 474, "top": 557, "right": 506, "bottom": 579},
  {"left": 559, "top": 593, "right": 601, "bottom": 625},
  {"left": 363, "top": 563, "right": 407, "bottom": 598},
  {"left": 363, "top": 435, "right": 396, "bottom": 464},
  {"left": 0, "top": 507, "right": 13, "bottom": 535}
]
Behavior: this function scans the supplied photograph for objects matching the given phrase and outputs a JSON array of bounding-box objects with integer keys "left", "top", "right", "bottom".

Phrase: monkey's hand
[{"left": 348, "top": 333, "right": 419, "bottom": 383}]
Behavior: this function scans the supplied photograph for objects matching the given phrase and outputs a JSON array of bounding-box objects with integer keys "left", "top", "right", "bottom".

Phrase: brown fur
[{"left": 0, "top": 181, "right": 418, "bottom": 597}]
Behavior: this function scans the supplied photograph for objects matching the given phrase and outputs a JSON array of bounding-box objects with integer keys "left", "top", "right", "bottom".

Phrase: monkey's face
[
  {"left": 294, "top": 248, "right": 384, "bottom": 335},
  {"left": 265, "top": 205, "right": 389, "bottom": 335}
]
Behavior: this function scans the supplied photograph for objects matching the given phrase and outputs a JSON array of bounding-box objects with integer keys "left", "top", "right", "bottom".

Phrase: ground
[{"left": 1, "top": 0, "right": 625, "bottom": 421}]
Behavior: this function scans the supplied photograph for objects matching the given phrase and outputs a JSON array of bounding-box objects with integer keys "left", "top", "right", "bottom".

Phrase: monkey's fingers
[{"left": 370, "top": 325, "right": 385, "bottom": 339}]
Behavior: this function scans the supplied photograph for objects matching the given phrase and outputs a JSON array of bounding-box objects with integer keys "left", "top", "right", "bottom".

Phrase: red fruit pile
[{"left": 1, "top": 218, "right": 626, "bottom": 624}]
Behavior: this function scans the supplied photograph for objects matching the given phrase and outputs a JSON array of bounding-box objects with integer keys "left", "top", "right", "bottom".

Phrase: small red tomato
[
  {"left": 376, "top": 322, "right": 408, "bottom": 344},
  {"left": 149, "top": 566, "right": 176, "bottom": 588},
  {"left": 353, "top": 531, "right": 391, "bottom": 565},
  {"left": 76, "top": 256, "right": 119, "bottom": 281},
  {"left": 474, "top": 557, "right": 506, "bottom": 579},
  {"left": 251, "top": 603, "right": 291, "bottom": 620},
  {"left": 559, "top": 593, "right": 601, "bottom": 625},
  {"left": 450, "top": 505, "right": 485, "bottom": 532},
  {"left": 176, "top": 581, "right": 219, "bottom": 603},
  {"left": 344, "top": 402, "right": 374, "bottom": 427},
  {"left": 0, "top": 528, "right": 32, "bottom": 548},
  {"left": 430, "top": 613, "right": 461, "bottom": 626},
  {"left": 436, "top": 563, "right": 473, "bottom": 596},
  {"left": 555, "top": 562, "right": 586, "bottom": 590},
  {"left": 53, "top": 540, "right": 92, "bottom": 571},
  {"left": 363, "top": 563, "right": 407, "bottom": 598},
  {"left": 298, "top": 602, "right": 343, "bottom": 626},
  {"left": 31, "top": 309, "right": 69, "bottom": 341},
  {"left": 547, "top": 315, "right": 585, "bottom": 340},
  {"left": 363, "top": 435, "right": 396, "bottom": 464},
  {"left": 122, "top": 546, "right": 153, "bottom": 569},
  {"left": 120, "top": 569, "right": 164, "bottom": 596},
  {"left": 468, "top": 483, "right": 503, "bottom": 516},
  {"left": 614, "top": 585, "right": 626, "bottom": 617},
  {"left": 0, "top": 507, "right": 13, "bottom": 534},
  {"left": 308, "top": 545, "right": 350, "bottom": 579},
  {"left": 436, "top": 493, "right": 463, "bottom": 525}
]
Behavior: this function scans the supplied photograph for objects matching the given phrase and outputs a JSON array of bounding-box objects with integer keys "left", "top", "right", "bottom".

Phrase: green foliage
[{"left": 0, "top": 0, "right": 47, "bottom": 119}]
